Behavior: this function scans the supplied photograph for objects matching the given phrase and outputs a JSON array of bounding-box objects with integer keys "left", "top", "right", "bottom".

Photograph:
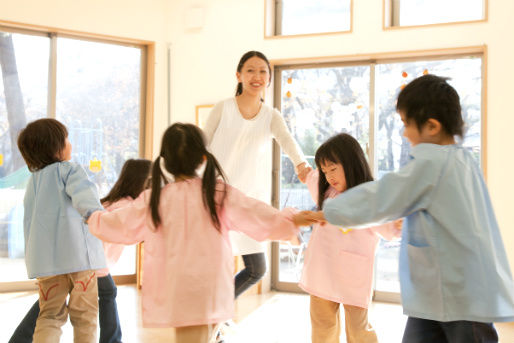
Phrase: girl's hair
[
  {"left": 149, "top": 123, "right": 227, "bottom": 230},
  {"left": 314, "top": 133, "right": 373, "bottom": 210},
  {"left": 101, "top": 159, "right": 152, "bottom": 206},
  {"left": 17, "top": 118, "right": 68, "bottom": 172},
  {"left": 235, "top": 50, "right": 272, "bottom": 97}
]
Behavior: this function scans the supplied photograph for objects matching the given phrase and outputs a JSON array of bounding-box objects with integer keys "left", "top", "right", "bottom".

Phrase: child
[
  {"left": 297, "top": 75, "right": 514, "bottom": 342},
  {"left": 8, "top": 158, "right": 152, "bottom": 343},
  {"left": 17, "top": 118, "right": 106, "bottom": 343},
  {"left": 87, "top": 123, "right": 302, "bottom": 343},
  {"left": 299, "top": 133, "right": 401, "bottom": 343}
]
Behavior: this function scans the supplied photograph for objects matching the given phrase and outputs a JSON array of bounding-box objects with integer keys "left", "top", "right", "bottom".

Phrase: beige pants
[
  {"left": 34, "top": 270, "right": 98, "bottom": 343},
  {"left": 175, "top": 324, "right": 217, "bottom": 343},
  {"left": 310, "top": 294, "right": 378, "bottom": 343}
]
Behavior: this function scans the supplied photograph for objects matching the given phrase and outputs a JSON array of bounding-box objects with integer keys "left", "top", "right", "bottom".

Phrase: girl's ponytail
[
  {"left": 202, "top": 151, "right": 227, "bottom": 231},
  {"left": 149, "top": 156, "right": 165, "bottom": 228}
]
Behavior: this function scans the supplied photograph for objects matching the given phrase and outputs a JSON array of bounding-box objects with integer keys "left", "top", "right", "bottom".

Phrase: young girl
[
  {"left": 8, "top": 158, "right": 152, "bottom": 343},
  {"left": 204, "top": 50, "right": 310, "bottom": 300},
  {"left": 298, "top": 133, "right": 401, "bottom": 343},
  {"left": 16, "top": 118, "right": 106, "bottom": 343},
  {"left": 87, "top": 123, "right": 301, "bottom": 343}
]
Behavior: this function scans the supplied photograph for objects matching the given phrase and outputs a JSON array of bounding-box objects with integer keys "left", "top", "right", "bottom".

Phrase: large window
[
  {"left": 385, "top": 0, "right": 486, "bottom": 27},
  {"left": 0, "top": 28, "right": 146, "bottom": 287},
  {"left": 273, "top": 54, "right": 483, "bottom": 297},
  {"left": 271, "top": 0, "right": 351, "bottom": 36}
]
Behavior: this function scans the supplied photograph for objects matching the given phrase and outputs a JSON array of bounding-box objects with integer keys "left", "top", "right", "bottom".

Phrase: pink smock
[
  {"left": 299, "top": 170, "right": 400, "bottom": 309},
  {"left": 88, "top": 178, "right": 298, "bottom": 327}
]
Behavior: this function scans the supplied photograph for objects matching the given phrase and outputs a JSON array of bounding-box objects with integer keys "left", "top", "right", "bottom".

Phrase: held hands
[
  {"left": 292, "top": 210, "right": 327, "bottom": 227},
  {"left": 296, "top": 162, "right": 312, "bottom": 184}
]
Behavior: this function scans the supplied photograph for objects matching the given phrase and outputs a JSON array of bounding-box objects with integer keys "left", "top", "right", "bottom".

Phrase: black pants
[
  {"left": 234, "top": 252, "right": 266, "bottom": 298},
  {"left": 402, "top": 317, "right": 498, "bottom": 343}
]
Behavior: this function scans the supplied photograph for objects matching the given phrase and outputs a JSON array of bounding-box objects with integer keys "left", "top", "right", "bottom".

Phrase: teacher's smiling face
[{"left": 236, "top": 56, "right": 270, "bottom": 97}]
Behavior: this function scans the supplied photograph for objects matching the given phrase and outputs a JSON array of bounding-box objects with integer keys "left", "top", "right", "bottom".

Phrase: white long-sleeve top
[{"left": 204, "top": 98, "right": 306, "bottom": 255}]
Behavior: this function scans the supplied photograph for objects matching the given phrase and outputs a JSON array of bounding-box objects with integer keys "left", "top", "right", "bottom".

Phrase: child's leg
[
  {"left": 342, "top": 304, "right": 378, "bottom": 343},
  {"left": 33, "top": 274, "right": 70, "bottom": 343},
  {"left": 97, "top": 274, "right": 122, "bottom": 343},
  {"left": 175, "top": 324, "right": 216, "bottom": 343},
  {"left": 8, "top": 300, "right": 40, "bottom": 343},
  {"left": 310, "top": 294, "right": 341, "bottom": 343},
  {"left": 234, "top": 252, "right": 266, "bottom": 298},
  {"left": 67, "top": 270, "right": 98, "bottom": 343},
  {"left": 401, "top": 317, "right": 448, "bottom": 343},
  {"left": 441, "top": 320, "right": 498, "bottom": 343}
]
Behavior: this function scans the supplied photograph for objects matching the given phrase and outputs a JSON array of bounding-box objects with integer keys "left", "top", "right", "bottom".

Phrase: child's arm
[
  {"left": 220, "top": 184, "right": 299, "bottom": 241},
  {"left": 369, "top": 219, "right": 403, "bottom": 241},
  {"left": 87, "top": 191, "right": 150, "bottom": 245},
  {"left": 61, "top": 163, "right": 103, "bottom": 219},
  {"left": 323, "top": 156, "right": 437, "bottom": 228}
]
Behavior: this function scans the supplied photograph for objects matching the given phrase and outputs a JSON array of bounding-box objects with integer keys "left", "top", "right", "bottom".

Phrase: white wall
[
  {"left": 1, "top": 0, "right": 171, "bottom": 154},
  {"left": 167, "top": 0, "right": 514, "bottom": 285}
]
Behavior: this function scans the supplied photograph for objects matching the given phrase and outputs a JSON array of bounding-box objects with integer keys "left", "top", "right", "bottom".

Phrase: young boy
[
  {"left": 17, "top": 118, "right": 106, "bottom": 343},
  {"left": 296, "top": 75, "right": 514, "bottom": 342}
]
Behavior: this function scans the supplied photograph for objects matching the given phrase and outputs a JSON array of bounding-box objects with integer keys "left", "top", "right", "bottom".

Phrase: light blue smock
[
  {"left": 23, "top": 161, "right": 106, "bottom": 279},
  {"left": 324, "top": 143, "right": 514, "bottom": 322}
]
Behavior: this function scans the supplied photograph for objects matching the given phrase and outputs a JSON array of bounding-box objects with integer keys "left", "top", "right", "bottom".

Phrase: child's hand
[
  {"left": 293, "top": 210, "right": 326, "bottom": 227},
  {"left": 293, "top": 211, "right": 317, "bottom": 227},
  {"left": 393, "top": 218, "right": 404, "bottom": 230},
  {"left": 296, "top": 163, "right": 312, "bottom": 184}
]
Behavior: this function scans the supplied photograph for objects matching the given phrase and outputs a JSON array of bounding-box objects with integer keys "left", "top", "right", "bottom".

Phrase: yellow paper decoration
[
  {"left": 89, "top": 158, "right": 102, "bottom": 173},
  {"left": 287, "top": 77, "right": 293, "bottom": 84},
  {"left": 423, "top": 69, "right": 429, "bottom": 75},
  {"left": 0, "top": 153, "right": 3, "bottom": 166},
  {"left": 338, "top": 227, "right": 353, "bottom": 234},
  {"left": 357, "top": 105, "right": 363, "bottom": 109},
  {"left": 286, "top": 91, "right": 292, "bottom": 98}
]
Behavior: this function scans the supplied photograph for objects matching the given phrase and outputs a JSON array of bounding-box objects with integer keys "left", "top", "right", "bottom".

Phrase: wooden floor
[{"left": 1, "top": 285, "right": 513, "bottom": 342}]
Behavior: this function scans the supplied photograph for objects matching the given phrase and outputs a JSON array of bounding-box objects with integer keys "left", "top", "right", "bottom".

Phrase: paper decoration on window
[
  {"left": 287, "top": 77, "right": 293, "bottom": 84},
  {"left": 423, "top": 69, "right": 429, "bottom": 75},
  {"left": 402, "top": 71, "right": 408, "bottom": 78},
  {"left": 0, "top": 153, "right": 3, "bottom": 166},
  {"left": 401, "top": 84, "right": 406, "bottom": 90},
  {"left": 89, "top": 158, "right": 102, "bottom": 173},
  {"left": 357, "top": 105, "right": 363, "bottom": 109},
  {"left": 286, "top": 91, "right": 292, "bottom": 98}
]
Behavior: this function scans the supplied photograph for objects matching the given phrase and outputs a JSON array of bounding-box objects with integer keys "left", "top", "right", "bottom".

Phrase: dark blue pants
[
  {"left": 402, "top": 316, "right": 498, "bottom": 343},
  {"left": 9, "top": 274, "right": 122, "bottom": 343},
  {"left": 234, "top": 252, "right": 266, "bottom": 298}
]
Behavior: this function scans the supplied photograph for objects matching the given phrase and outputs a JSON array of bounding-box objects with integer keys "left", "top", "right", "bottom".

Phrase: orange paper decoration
[
  {"left": 287, "top": 77, "right": 292, "bottom": 84},
  {"left": 89, "top": 158, "right": 102, "bottom": 173},
  {"left": 402, "top": 71, "right": 408, "bottom": 78},
  {"left": 357, "top": 105, "right": 363, "bottom": 109},
  {"left": 401, "top": 84, "right": 406, "bottom": 90},
  {"left": 423, "top": 69, "right": 429, "bottom": 75},
  {"left": 286, "top": 91, "right": 292, "bottom": 98}
]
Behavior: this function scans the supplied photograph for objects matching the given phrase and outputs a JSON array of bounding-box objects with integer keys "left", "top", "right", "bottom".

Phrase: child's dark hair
[
  {"left": 235, "top": 50, "right": 272, "bottom": 98},
  {"left": 150, "top": 123, "right": 227, "bottom": 230},
  {"left": 314, "top": 133, "right": 373, "bottom": 210},
  {"left": 397, "top": 74, "right": 464, "bottom": 139},
  {"left": 101, "top": 159, "right": 152, "bottom": 206},
  {"left": 17, "top": 118, "right": 68, "bottom": 172}
]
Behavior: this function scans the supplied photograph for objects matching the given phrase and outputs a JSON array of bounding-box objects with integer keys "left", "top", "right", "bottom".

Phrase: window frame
[
  {"left": 264, "top": 0, "right": 354, "bottom": 39},
  {"left": 0, "top": 20, "right": 154, "bottom": 292},
  {"left": 270, "top": 46, "right": 487, "bottom": 299},
  {"left": 383, "top": 0, "right": 488, "bottom": 29}
]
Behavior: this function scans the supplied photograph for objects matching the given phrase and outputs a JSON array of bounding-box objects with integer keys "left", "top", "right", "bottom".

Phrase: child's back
[{"left": 24, "top": 161, "right": 105, "bottom": 278}]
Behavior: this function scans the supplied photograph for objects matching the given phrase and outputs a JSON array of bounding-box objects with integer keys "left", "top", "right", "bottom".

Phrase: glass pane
[
  {"left": 398, "top": 0, "right": 484, "bottom": 26},
  {"left": 278, "top": 65, "right": 370, "bottom": 282},
  {"left": 374, "top": 57, "right": 482, "bottom": 292},
  {"left": 280, "top": 0, "right": 351, "bottom": 35},
  {"left": 56, "top": 38, "right": 142, "bottom": 276},
  {"left": 0, "top": 32, "right": 49, "bottom": 282}
]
